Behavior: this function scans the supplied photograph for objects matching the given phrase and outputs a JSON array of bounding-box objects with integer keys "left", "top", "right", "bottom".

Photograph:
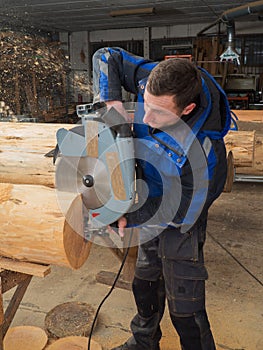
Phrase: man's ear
[{"left": 182, "top": 103, "right": 196, "bottom": 115}]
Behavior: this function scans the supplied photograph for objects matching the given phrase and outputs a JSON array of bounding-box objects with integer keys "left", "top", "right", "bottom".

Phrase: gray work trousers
[{"left": 128, "top": 221, "right": 216, "bottom": 350}]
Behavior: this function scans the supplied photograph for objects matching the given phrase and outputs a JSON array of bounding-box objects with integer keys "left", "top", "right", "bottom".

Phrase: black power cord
[{"left": 87, "top": 229, "right": 134, "bottom": 350}]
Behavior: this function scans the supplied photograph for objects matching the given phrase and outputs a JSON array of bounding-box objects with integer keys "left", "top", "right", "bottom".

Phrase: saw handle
[{"left": 102, "top": 107, "right": 133, "bottom": 138}]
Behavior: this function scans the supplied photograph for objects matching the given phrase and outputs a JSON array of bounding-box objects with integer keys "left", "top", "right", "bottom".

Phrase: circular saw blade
[{"left": 56, "top": 156, "right": 111, "bottom": 210}]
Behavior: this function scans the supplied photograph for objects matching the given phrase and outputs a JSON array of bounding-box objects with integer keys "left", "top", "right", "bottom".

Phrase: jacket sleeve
[{"left": 92, "top": 47, "right": 156, "bottom": 104}]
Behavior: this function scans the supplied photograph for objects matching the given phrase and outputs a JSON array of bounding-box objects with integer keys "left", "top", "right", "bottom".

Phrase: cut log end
[
  {"left": 63, "top": 195, "right": 92, "bottom": 270},
  {"left": 45, "top": 302, "right": 96, "bottom": 338}
]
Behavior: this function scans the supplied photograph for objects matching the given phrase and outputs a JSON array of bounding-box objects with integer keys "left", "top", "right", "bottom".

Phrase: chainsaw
[{"left": 54, "top": 104, "right": 135, "bottom": 239}]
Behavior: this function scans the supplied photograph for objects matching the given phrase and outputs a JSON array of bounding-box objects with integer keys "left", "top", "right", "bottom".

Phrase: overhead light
[{"left": 109, "top": 7, "right": 155, "bottom": 17}]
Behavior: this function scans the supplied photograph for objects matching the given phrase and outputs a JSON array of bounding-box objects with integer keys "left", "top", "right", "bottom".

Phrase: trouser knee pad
[{"left": 132, "top": 277, "right": 165, "bottom": 318}]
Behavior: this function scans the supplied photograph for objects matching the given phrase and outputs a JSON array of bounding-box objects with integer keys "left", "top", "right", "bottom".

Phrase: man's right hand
[
  {"left": 117, "top": 216, "right": 127, "bottom": 237},
  {"left": 106, "top": 101, "right": 132, "bottom": 123},
  {"left": 107, "top": 216, "right": 127, "bottom": 238}
]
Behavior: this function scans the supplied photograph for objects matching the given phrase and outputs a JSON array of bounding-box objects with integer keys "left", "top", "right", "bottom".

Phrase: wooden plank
[
  {"left": 96, "top": 270, "right": 132, "bottom": 290},
  {"left": 0, "top": 257, "right": 51, "bottom": 278}
]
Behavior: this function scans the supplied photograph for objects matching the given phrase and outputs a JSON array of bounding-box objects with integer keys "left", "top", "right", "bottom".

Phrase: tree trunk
[
  {"left": 0, "top": 183, "right": 91, "bottom": 269},
  {"left": 236, "top": 134, "right": 263, "bottom": 176},
  {"left": 224, "top": 130, "right": 255, "bottom": 167},
  {"left": 0, "top": 123, "right": 69, "bottom": 187}
]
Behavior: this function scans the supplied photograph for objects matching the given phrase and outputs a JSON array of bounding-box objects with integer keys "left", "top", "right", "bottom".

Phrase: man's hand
[
  {"left": 107, "top": 216, "right": 127, "bottom": 238},
  {"left": 106, "top": 101, "right": 133, "bottom": 123},
  {"left": 117, "top": 216, "right": 127, "bottom": 237}
]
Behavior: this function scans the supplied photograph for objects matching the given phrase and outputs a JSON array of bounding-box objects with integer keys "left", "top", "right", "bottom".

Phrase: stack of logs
[
  {"left": 224, "top": 109, "right": 263, "bottom": 179},
  {"left": 0, "top": 123, "right": 92, "bottom": 269},
  {"left": 0, "top": 31, "right": 69, "bottom": 122}
]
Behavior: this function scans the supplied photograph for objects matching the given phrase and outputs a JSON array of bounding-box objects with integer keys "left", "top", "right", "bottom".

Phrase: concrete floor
[{"left": 3, "top": 182, "right": 263, "bottom": 350}]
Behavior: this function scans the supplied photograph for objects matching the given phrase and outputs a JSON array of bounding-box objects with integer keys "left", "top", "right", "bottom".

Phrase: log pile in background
[
  {"left": 0, "top": 31, "right": 69, "bottom": 122},
  {"left": 224, "top": 110, "right": 263, "bottom": 177},
  {"left": 0, "top": 122, "right": 92, "bottom": 269}
]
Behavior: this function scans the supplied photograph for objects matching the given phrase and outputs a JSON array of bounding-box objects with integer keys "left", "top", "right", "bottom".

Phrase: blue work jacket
[{"left": 92, "top": 47, "right": 231, "bottom": 232}]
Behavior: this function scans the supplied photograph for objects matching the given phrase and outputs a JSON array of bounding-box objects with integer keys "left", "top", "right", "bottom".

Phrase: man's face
[{"left": 143, "top": 88, "right": 181, "bottom": 129}]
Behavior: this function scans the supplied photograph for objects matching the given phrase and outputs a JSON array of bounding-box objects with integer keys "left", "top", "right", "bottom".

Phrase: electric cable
[
  {"left": 207, "top": 231, "right": 263, "bottom": 287},
  {"left": 199, "top": 0, "right": 221, "bottom": 19},
  {"left": 87, "top": 229, "right": 134, "bottom": 350}
]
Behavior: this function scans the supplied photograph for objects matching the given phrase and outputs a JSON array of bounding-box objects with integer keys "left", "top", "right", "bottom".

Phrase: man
[{"left": 92, "top": 47, "right": 231, "bottom": 350}]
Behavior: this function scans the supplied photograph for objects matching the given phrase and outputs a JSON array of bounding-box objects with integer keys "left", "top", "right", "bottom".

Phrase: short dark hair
[{"left": 146, "top": 58, "right": 202, "bottom": 112}]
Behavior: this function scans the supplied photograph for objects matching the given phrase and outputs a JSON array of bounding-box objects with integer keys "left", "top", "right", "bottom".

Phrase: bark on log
[
  {"left": 224, "top": 130, "right": 255, "bottom": 167},
  {"left": 0, "top": 123, "right": 70, "bottom": 187},
  {"left": 0, "top": 183, "right": 92, "bottom": 269}
]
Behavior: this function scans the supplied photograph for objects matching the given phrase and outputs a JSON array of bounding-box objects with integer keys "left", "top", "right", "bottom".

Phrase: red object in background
[{"left": 164, "top": 55, "right": 193, "bottom": 61}]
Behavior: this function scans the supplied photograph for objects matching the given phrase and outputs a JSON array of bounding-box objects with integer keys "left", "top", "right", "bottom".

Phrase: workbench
[{"left": 0, "top": 257, "right": 51, "bottom": 350}]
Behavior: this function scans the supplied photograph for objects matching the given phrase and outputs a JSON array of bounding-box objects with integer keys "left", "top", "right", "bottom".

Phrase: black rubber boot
[
  {"left": 111, "top": 335, "right": 160, "bottom": 350},
  {"left": 111, "top": 277, "right": 165, "bottom": 350},
  {"left": 170, "top": 310, "right": 216, "bottom": 350}
]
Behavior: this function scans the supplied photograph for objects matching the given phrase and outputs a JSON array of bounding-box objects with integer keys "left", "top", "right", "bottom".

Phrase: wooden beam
[{"left": 0, "top": 258, "right": 50, "bottom": 278}]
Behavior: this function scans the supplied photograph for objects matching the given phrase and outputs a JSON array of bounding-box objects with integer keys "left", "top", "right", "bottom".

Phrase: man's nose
[{"left": 143, "top": 110, "right": 152, "bottom": 124}]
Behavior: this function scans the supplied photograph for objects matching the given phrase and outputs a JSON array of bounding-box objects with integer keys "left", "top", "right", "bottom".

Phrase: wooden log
[
  {"left": 224, "top": 130, "right": 255, "bottom": 167},
  {"left": 3, "top": 326, "right": 48, "bottom": 350},
  {"left": 45, "top": 336, "right": 102, "bottom": 350},
  {"left": 0, "top": 122, "right": 71, "bottom": 187},
  {"left": 0, "top": 183, "right": 92, "bottom": 269},
  {"left": 45, "top": 302, "right": 96, "bottom": 338},
  {"left": 231, "top": 110, "right": 263, "bottom": 123},
  {"left": 236, "top": 134, "right": 263, "bottom": 176}
]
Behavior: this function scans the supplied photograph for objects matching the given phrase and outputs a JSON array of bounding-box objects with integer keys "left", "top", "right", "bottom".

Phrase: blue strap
[{"left": 230, "top": 110, "right": 239, "bottom": 130}]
